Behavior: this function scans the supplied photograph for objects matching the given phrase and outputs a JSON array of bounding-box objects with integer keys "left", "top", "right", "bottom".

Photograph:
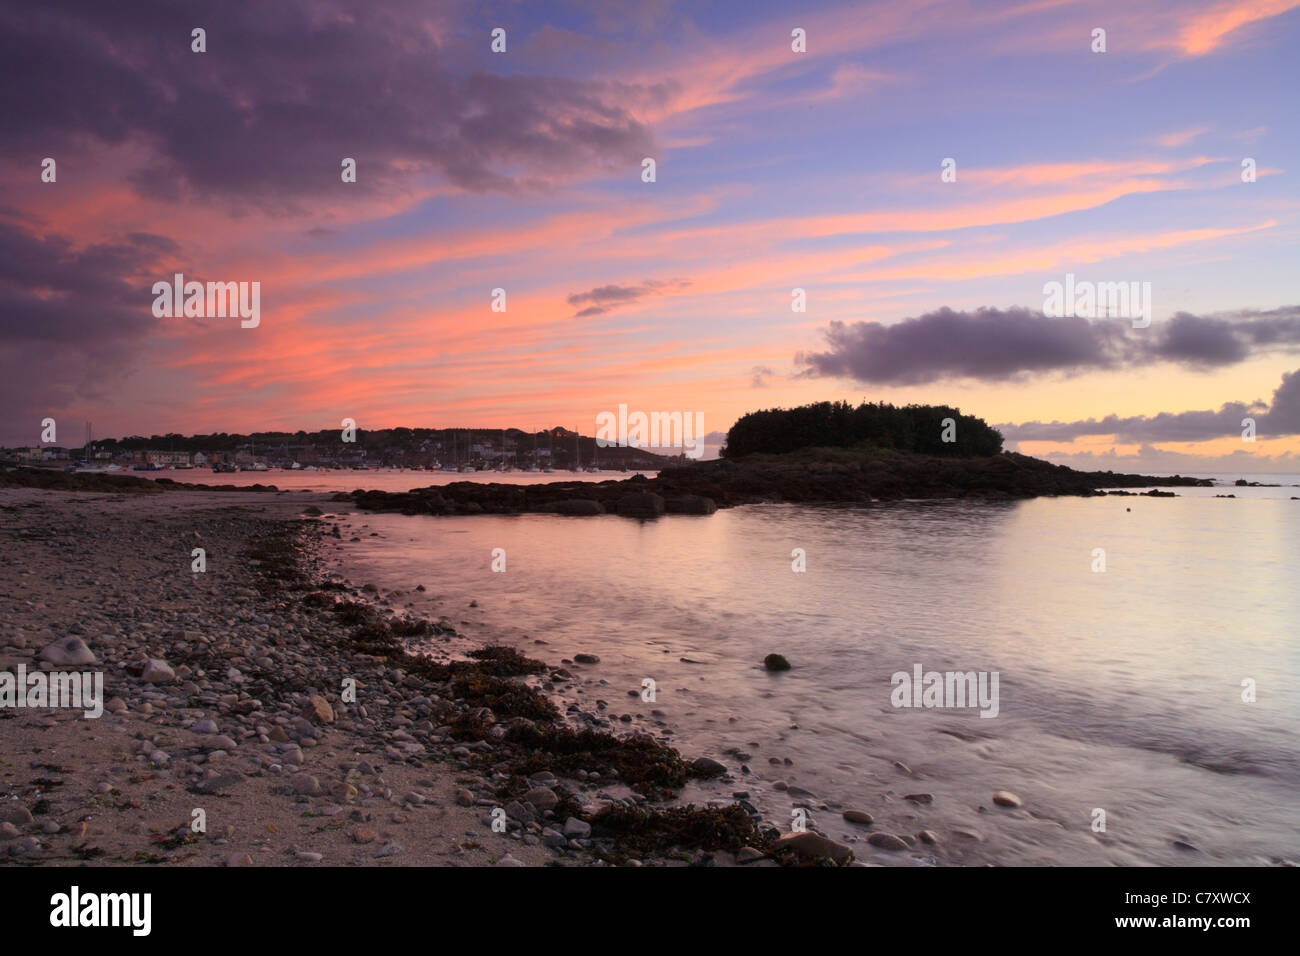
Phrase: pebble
[
  {"left": 38, "top": 636, "right": 98, "bottom": 666},
  {"left": 523, "top": 787, "right": 558, "bottom": 811},
  {"left": 141, "top": 659, "right": 176, "bottom": 684},
  {"left": 691, "top": 756, "right": 726, "bottom": 776},
  {"left": 563, "top": 817, "right": 592, "bottom": 839},
  {"left": 867, "top": 832, "right": 910, "bottom": 851},
  {"left": 302, "top": 695, "right": 335, "bottom": 724},
  {"left": 0, "top": 804, "right": 34, "bottom": 826},
  {"left": 292, "top": 775, "right": 322, "bottom": 796},
  {"left": 992, "top": 790, "right": 1022, "bottom": 808},
  {"left": 842, "top": 810, "right": 874, "bottom": 825},
  {"left": 775, "top": 831, "right": 853, "bottom": 864}
]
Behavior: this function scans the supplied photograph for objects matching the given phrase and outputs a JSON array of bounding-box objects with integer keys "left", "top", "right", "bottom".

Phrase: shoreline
[{"left": 0, "top": 486, "right": 802, "bottom": 867}]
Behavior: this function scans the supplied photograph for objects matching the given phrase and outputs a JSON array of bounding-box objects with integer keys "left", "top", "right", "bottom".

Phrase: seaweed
[
  {"left": 502, "top": 724, "right": 692, "bottom": 796},
  {"left": 588, "top": 804, "right": 770, "bottom": 863}
]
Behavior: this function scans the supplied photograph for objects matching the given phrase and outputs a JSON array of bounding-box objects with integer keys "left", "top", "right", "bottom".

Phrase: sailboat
[
  {"left": 74, "top": 423, "right": 123, "bottom": 473},
  {"left": 458, "top": 429, "right": 475, "bottom": 471}
]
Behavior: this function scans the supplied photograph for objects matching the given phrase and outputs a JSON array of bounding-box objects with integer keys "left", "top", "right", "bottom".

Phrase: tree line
[{"left": 722, "top": 401, "right": 1004, "bottom": 458}]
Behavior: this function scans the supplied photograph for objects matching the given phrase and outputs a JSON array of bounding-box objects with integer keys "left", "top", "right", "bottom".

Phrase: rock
[
  {"left": 574, "top": 653, "right": 600, "bottom": 664},
  {"left": 39, "top": 637, "right": 97, "bottom": 666},
  {"left": 663, "top": 495, "right": 718, "bottom": 515},
  {"left": 842, "top": 810, "right": 874, "bottom": 825},
  {"left": 867, "top": 832, "right": 910, "bottom": 852},
  {"left": 736, "top": 846, "right": 765, "bottom": 863},
  {"left": 352, "top": 826, "right": 378, "bottom": 844},
  {"left": 225, "top": 853, "right": 253, "bottom": 867},
  {"left": 374, "top": 841, "right": 403, "bottom": 858},
  {"left": 691, "top": 756, "right": 726, "bottom": 777},
  {"left": 562, "top": 817, "right": 592, "bottom": 839},
  {"left": 542, "top": 827, "right": 567, "bottom": 848},
  {"left": 504, "top": 801, "right": 535, "bottom": 823},
  {"left": 615, "top": 492, "right": 665, "bottom": 518},
  {"left": 295, "top": 851, "right": 323, "bottom": 862},
  {"left": 904, "top": 793, "right": 934, "bottom": 805},
  {"left": 454, "top": 789, "right": 474, "bottom": 807},
  {"left": 302, "top": 695, "right": 335, "bottom": 724},
  {"left": 140, "top": 659, "right": 176, "bottom": 684},
  {"left": 192, "top": 719, "right": 220, "bottom": 735},
  {"left": 195, "top": 773, "right": 244, "bottom": 795},
  {"left": 552, "top": 499, "right": 603, "bottom": 516},
  {"left": 918, "top": 830, "right": 939, "bottom": 845},
  {"left": 496, "top": 854, "right": 526, "bottom": 867},
  {"left": 105, "top": 697, "right": 127, "bottom": 714},
  {"left": 775, "top": 831, "right": 853, "bottom": 864},
  {"left": 992, "top": 790, "right": 1022, "bottom": 808},
  {"left": 292, "top": 775, "right": 322, "bottom": 796},
  {"left": 0, "top": 804, "right": 34, "bottom": 826},
  {"left": 763, "top": 654, "right": 791, "bottom": 671},
  {"left": 523, "top": 787, "right": 558, "bottom": 811}
]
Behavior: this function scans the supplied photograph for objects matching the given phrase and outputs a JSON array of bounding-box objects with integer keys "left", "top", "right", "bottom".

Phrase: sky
[{"left": 1, "top": 0, "right": 1298, "bottom": 472}]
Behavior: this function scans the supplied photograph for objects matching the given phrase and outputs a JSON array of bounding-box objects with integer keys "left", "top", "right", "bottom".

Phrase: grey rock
[
  {"left": 562, "top": 817, "right": 592, "bottom": 839},
  {"left": 867, "top": 832, "right": 910, "bottom": 851},
  {"left": 691, "top": 756, "right": 726, "bottom": 776},
  {"left": 0, "top": 804, "right": 33, "bottom": 826},
  {"left": 775, "top": 831, "right": 853, "bottom": 864},
  {"left": 141, "top": 659, "right": 176, "bottom": 684},
  {"left": 39, "top": 637, "right": 97, "bottom": 666},
  {"left": 523, "top": 787, "right": 558, "bottom": 811}
]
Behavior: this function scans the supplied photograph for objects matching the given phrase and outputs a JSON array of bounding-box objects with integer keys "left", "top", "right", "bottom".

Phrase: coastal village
[{"left": 0, "top": 426, "right": 675, "bottom": 474}]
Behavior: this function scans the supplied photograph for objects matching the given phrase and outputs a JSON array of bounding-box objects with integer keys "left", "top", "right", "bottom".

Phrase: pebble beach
[{"left": 1, "top": 484, "right": 848, "bottom": 867}]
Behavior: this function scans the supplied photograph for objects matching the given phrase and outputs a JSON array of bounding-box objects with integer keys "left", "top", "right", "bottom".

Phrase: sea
[{"left": 156, "top": 468, "right": 1300, "bottom": 865}]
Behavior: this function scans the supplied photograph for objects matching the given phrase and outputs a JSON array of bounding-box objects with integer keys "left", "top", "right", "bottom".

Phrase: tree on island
[{"left": 722, "top": 401, "right": 1003, "bottom": 458}]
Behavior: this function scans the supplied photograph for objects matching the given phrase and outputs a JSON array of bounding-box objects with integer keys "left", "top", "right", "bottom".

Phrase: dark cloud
[
  {"left": 797, "top": 306, "right": 1300, "bottom": 385},
  {"left": 0, "top": 0, "right": 657, "bottom": 207},
  {"left": 567, "top": 278, "right": 686, "bottom": 317},
  {"left": 0, "top": 221, "right": 174, "bottom": 437},
  {"left": 750, "top": 365, "right": 775, "bottom": 387},
  {"left": 1000, "top": 369, "right": 1300, "bottom": 443}
]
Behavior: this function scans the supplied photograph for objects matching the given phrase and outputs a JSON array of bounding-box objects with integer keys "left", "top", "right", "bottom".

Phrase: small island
[{"left": 341, "top": 401, "right": 1211, "bottom": 517}]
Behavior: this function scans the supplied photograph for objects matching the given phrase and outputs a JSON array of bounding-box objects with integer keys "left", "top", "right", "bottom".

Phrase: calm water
[{"left": 312, "top": 478, "right": 1298, "bottom": 866}]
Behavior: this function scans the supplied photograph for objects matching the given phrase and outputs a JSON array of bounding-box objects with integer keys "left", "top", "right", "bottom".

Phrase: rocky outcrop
[{"left": 345, "top": 450, "right": 1211, "bottom": 518}]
